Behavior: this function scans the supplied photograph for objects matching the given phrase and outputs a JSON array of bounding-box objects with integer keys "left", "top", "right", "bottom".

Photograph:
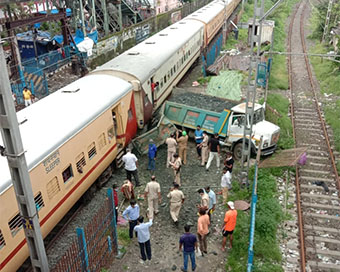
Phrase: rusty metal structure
[
  {"left": 287, "top": 0, "right": 340, "bottom": 270},
  {"left": 51, "top": 188, "right": 118, "bottom": 272}
]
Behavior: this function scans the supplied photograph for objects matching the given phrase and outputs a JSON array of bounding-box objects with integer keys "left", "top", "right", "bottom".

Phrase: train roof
[
  {"left": 95, "top": 19, "right": 204, "bottom": 83},
  {"left": 184, "top": 0, "right": 228, "bottom": 23},
  {"left": 0, "top": 74, "right": 132, "bottom": 195}
]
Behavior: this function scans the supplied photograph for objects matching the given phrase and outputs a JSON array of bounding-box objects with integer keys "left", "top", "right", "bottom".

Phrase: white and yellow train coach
[{"left": 0, "top": 0, "right": 241, "bottom": 270}]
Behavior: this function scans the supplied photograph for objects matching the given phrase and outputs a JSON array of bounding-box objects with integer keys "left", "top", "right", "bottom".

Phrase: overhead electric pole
[
  {"left": 241, "top": 0, "right": 265, "bottom": 184},
  {"left": 0, "top": 40, "right": 49, "bottom": 271},
  {"left": 241, "top": 0, "right": 284, "bottom": 183},
  {"left": 322, "top": 0, "right": 334, "bottom": 43}
]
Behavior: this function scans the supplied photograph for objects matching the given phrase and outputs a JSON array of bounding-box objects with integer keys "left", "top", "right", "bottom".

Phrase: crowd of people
[{"left": 118, "top": 127, "right": 237, "bottom": 271}]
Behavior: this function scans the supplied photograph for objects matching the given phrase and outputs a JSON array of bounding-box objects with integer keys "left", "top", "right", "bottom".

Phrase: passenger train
[{"left": 0, "top": 0, "right": 241, "bottom": 270}]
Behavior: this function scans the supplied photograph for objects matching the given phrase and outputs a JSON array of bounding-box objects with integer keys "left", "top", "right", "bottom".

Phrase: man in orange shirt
[
  {"left": 221, "top": 201, "right": 237, "bottom": 251},
  {"left": 197, "top": 209, "right": 210, "bottom": 256}
]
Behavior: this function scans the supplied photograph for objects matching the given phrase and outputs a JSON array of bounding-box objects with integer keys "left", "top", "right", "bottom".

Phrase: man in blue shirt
[
  {"left": 134, "top": 216, "right": 153, "bottom": 263},
  {"left": 179, "top": 225, "right": 198, "bottom": 272},
  {"left": 194, "top": 125, "right": 203, "bottom": 158},
  {"left": 205, "top": 186, "right": 216, "bottom": 220},
  {"left": 122, "top": 199, "right": 140, "bottom": 238},
  {"left": 148, "top": 139, "right": 157, "bottom": 171}
]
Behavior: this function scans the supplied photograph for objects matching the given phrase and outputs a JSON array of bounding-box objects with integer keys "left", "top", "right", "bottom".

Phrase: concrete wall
[{"left": 89, "top": 0, "right": 211, "bottom": 69}]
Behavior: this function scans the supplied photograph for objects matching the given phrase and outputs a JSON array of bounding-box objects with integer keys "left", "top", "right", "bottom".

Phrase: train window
[
  {"left": 173, "top": 65, "right": 176, "bottom": 73},
  {"left": 34, "top": 192, "right": 45, "bottom": 212},
  {"left": 8, "top": 213, "right": 22, "bottom": 237},
  {"left": 46, "top": 177, "right": 60, "bottom": 200},
  {"left": 128, "top": 109, "right": 133, "bottom": 120},
  {"left": 164, "top": 76, "right": 166, "bottom": 84},
  {"left": 168, "top": 72, "right": 170, "bottom": 80},
  {"left": 160, "top": 79, "right": 163, "bottom": 88},
  {"left": 98, "top": 133, "right": 107, "bottom": 150},
  {"left": 108, "top": 126, "right": 114, "bottom": 141},
  {"left": 62, "top": 165, "right": 73, "bottom": 183},
  {"left": 88, "top": 143, "right": 97, "bottom": 160},
  {"left": 76, "top": 152, "right": 86, "bottom": 173},
  {"left": 0, "top": 229, "right": 5, "bottom": 250},
  {"left": 171, "top": 68, "right": 173, "bottom": 76}
]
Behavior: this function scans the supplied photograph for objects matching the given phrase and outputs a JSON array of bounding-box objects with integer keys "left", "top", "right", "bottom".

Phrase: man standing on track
[
  {"left": 197, "top": 188, "right": 209, "bottom": 213},
  {"left": 197, "top": 209, "right": 210, "bottom": 256},
  {"left": 147, "top": 139, "right": 157, "bottom": 171},
  {"left": 179, "top": 225, "right": 197, "bottom": 272},
  {"left": 221, "top": 201, "right": 237, "bottom": 251},
  {"left": 144, "top": 175, "right": 161, "bottom": 219},
  {"left": 170, "top": 154, "right": 182, "bottom": 186},
  {"left": 134, "top": 216, "right": 153, "bottom": 264},
  {"left": 224, "top": 152, "right": 234, "bottom": 176},
  {"left": 122, "top": 148, "right": 140, "bottom": 187},
  {"left": 204, "top": 186, "right": 216, "bottom": 220},
  {"left": 206, "top": 133, "right": 220, "bottom": 171},
  {"left": 166, "top": 133, "right": 177, "bottom": 168},
  {"left": 167, "top": 183, "right": 185, "bottom": 226},
  {"left": 199, "top": 131, "right": 209, "bottom": 166},
  {"left": 122, "top": 199, "right": 140, "bottom": 239},
  {"left": 195, "top": 125, "right": 204, "bottom": 159},
  {"left": 177, "top": 130, "right": 189, "bottom": 165},
  {"left": 220, "top": 167, "right": 232, "bottom": 204}
]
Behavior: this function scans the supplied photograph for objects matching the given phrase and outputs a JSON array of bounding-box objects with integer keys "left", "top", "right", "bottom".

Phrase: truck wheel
[
  {"left": 233, "top": 142, "right": 251, "bottom": 161},
  {"left": 233, "top": 143, "right": 243, "bottom": 160}
]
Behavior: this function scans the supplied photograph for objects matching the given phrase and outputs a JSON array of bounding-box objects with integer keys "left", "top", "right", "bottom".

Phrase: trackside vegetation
[
  {"left": 225, "top": 93, "right": 292, "bottom": 271},
  {"left": 309, "top": 3, "right": 340, "bottom": 173}
]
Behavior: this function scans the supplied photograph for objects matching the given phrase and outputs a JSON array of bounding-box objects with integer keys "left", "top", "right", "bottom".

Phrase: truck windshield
[{"left": 253, "top": 108, "right": 264, "bottom": 124}]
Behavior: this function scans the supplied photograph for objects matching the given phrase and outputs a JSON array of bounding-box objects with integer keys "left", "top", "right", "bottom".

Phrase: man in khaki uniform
[
  {"left": 167, "top": 183, "right": 185, "bottom": 225},
  {"left": 199, "top": 131, "right": 209, "bottom": 166},
  {"left": 166, "top": 133, "right": 177, "bottom": 168},
  {"left": 170, "top": 154, "right": 182, "bottom": 186},
  {"left": 197, "top": 188, "right": 210, "bottom": 212},
  {"left": 144, "top": 176, "right": 161, "bottom": 219},
  {"left": 176, "top": 130, "right": 188, "bottom": 165}
]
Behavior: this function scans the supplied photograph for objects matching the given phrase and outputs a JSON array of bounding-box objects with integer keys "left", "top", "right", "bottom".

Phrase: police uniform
[
  {"left": 145, "top": 181, "right": 161, "bottom": 219},
  {"left": 167, "top": 189, "right": 185, "bottom": 222},
  {"left": 166, "top": 137, "right": 177, "bottom": 168}
]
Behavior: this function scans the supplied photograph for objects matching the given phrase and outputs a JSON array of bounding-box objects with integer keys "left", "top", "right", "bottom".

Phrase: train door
[
  {"left": 112, "top": 107, "right": 125, "bottom": 146},
  {"left": 150, "top": 76, "right": 156, "bottom": 106}
]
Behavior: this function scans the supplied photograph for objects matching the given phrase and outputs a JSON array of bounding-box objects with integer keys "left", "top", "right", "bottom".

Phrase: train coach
[
  {"left": 0, "top": 0, "right": 241, "bottom": 270},
  {"left": 0, "top": 75, "right": 137, "bottom": 271}
]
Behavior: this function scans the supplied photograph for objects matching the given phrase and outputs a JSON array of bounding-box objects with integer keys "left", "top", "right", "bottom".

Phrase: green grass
[
  {"left": 325, "top": 101, "right": 340, "bottom": 173},
  {"left": 117, "top": 228, "right": 131, "bottom": 246},
  {"left": 260, "top": 93, "right": 294, "bottom": 150},
  {"left": 308, "top": 8, "right": 340, "bottom": 174},
  {"left": 225, "top": 167, "right": 284, "bottom": 271}
]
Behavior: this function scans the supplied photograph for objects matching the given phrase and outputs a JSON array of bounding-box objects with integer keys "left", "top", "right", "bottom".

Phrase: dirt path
[{"left": 111, "top": 142, "right": 233, "bottom": 272}]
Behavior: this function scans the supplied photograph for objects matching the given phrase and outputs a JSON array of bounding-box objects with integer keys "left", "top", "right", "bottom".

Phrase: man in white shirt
[
  {"left": 134, "top": 216, "right": 153, "bottom": 263},
  {"left": 122, "top": 148, "right": 140, "bottom": 187},
  {"left": 220, "top": 167, "right": 232, "bottom": 203}
]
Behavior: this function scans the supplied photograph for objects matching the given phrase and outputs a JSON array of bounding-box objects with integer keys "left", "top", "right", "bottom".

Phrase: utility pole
[
  {"left": 241, "top": 0, "right": 284, "bottom": 183},
  {"left": 322, "top": 0, "right": 334, "bottom": 43},
  {"left": 0, "top": 40, "right": 49, "bottom": 271},
  {"left": 241, "top": 0, "right": 264, "bottom": 185}
]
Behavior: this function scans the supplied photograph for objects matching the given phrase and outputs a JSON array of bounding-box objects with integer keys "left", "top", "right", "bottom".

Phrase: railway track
[{"left": 287, "top": 0, "right": 340, "bottom": 271}]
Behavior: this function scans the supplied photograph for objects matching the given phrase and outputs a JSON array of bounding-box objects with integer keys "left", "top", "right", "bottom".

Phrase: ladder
[{"left": 322, "top": 0, "right": 334, "bottom": 43}]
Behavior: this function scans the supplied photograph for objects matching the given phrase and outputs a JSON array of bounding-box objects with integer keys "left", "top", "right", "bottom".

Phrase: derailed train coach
[{"left": 0, "top": 0, "right": 241, "bottom": 270}]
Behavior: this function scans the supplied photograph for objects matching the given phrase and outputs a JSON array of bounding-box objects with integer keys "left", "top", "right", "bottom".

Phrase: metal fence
[{"left": 51, "top": 188, "right": 118, "bottom": 272}]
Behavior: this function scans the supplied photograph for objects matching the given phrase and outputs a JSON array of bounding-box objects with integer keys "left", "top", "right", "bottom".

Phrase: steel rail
[
  {"left": 287, "top": 1, "right": 306, "bottom": 271},
  {"left": 288, "top": 0, "right": 340, "bottom": 271},
  {"left": 299, "top": 1, "right": 340, "bottom": 190}
]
